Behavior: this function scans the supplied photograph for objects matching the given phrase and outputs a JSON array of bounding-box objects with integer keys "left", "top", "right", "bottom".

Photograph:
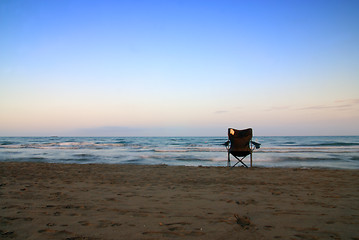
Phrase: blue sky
[{"left": 1, "top": 0, "right": 359, "bottom": 136}]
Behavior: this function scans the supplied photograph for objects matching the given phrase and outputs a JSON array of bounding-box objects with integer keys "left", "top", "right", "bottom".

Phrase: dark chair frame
[{"left": 225, "top": 128, "right": 260, "bottom": 168}]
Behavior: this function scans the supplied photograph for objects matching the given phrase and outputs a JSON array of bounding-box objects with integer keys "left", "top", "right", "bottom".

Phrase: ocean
[{"left": 0, "top": 136, "right": 359, "bottom": 169}]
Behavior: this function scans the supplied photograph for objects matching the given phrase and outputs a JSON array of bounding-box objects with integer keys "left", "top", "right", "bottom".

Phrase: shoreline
[
  {"left": 1, "top": 160, "right": 358, "bottom": 170},
  {"left": 1, "top": 162, "right": 358, "bottom": 239}
]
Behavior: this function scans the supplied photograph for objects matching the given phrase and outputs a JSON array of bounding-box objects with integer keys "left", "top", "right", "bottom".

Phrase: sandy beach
[{"left": 0, "top": 162, "right": 358, "bottom": 240}]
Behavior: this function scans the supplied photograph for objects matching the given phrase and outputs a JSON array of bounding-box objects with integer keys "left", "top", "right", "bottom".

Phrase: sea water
[{"left": 0, "top": 136, "right": 358, "bottom": 169}]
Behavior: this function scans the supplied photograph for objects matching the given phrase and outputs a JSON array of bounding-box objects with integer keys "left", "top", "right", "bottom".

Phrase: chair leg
[
  {"left": 250, "top": 152, "right": 252, "bottom": 167},
  {"left": 231, "top": 161, "right": 240, "bottom": 168},
  {"left": 231, "top": 155, "right": 248, "bottom": 168},
  {"left": 227, "top": 152, "right": 230, "bottom": 167}
]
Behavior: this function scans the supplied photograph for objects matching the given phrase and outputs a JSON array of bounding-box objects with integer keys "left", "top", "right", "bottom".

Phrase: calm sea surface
[{"left": 1, "top": 136, "right": 359, "bottom": 169}]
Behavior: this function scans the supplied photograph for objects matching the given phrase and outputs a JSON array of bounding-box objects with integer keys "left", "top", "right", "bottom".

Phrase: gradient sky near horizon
[{"left": 1, "top": 0, "right": 359, "bottom": 136}]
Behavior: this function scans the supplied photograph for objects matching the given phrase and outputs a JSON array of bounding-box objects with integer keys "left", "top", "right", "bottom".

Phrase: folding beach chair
[{"left": 224, "top": 128, "right": 261, "bottom": 168}]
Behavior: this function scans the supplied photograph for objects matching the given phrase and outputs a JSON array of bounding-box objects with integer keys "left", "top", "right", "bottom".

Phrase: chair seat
[{"left": 230, "top": 151, "right": 251, "bottom": 157}]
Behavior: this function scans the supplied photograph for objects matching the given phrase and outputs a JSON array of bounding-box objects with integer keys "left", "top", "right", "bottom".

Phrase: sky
[{"left": 1, "top": 0, "right": 359, "bottom": 136}]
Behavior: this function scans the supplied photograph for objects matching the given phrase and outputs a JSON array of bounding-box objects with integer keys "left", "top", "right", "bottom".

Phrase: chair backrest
[{"left": 228, "top": 128, "right": 252, "bottom": 152}]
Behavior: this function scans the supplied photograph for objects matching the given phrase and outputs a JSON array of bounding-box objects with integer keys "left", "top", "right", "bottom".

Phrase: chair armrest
[
  {"left": 251, "top": 141, "right": 261, "bottom": 149},
  {"left": 223, "top": 140, "right": 230, "bottom": 150}
]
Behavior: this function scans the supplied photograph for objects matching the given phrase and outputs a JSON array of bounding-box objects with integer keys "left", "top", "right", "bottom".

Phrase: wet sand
[{"left": 0, "top": 162, "right": 358, "bottom": 239}]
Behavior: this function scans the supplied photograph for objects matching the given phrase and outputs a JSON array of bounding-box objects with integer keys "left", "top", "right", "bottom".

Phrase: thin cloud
[
  {"left": 263, "top": 99, "right": 359, "bottom": 112},
  {"left": 297, "top": 99, "right": 359, "bottom": 111},
  {"left": 335, "top": 98, "right": 359, "bottom": 105},
  {"left": 297, "top": 105, "right": 341, "bottom": 110}
]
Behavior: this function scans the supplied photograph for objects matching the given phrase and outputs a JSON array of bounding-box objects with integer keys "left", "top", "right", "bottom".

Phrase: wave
[
  {"left": 0, "top": 141, "right": 17, "bottom": 146},
  {"left": 0, "top": 142, "right": 126, "bottom": 150},
  {"left": 174, "top": 157, "right": 212, "bottom": 162},
  {"left": 259, "top": 150, "right": 358, "bottom": 154},
  {"left": 311, "top": 142, "right": 359, "bottom": 147},
  {"left": 73, "top": 153, "right": 96, "bottom": 158},
  {"left": 279, "top": 142, "right": 359, "bottom": 147},
  {"left": 270, "top": 156, "right": 342, "bottom": 162},
  {"left": 153, "top": 147, "right": 226, "bottom": 153},
  {"left": 1, "top": 141, "right": 358, "bottom": 154}
]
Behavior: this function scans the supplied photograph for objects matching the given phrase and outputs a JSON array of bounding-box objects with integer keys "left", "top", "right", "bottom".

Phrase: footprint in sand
[
  {"left": 234, "top": 214, "right": 252, "bottom": 229},
  {"left": 0, "top": 230, "right": 16, "bottom": 238},
  {"left": 78, "top": 221, "right": 92, "bottom": 226},
  {"left": 97, "top": 220, "right": 122, "bottom": 228},
  {"left": 264, "top": 225, "right": 274, "bottom": 231}
]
